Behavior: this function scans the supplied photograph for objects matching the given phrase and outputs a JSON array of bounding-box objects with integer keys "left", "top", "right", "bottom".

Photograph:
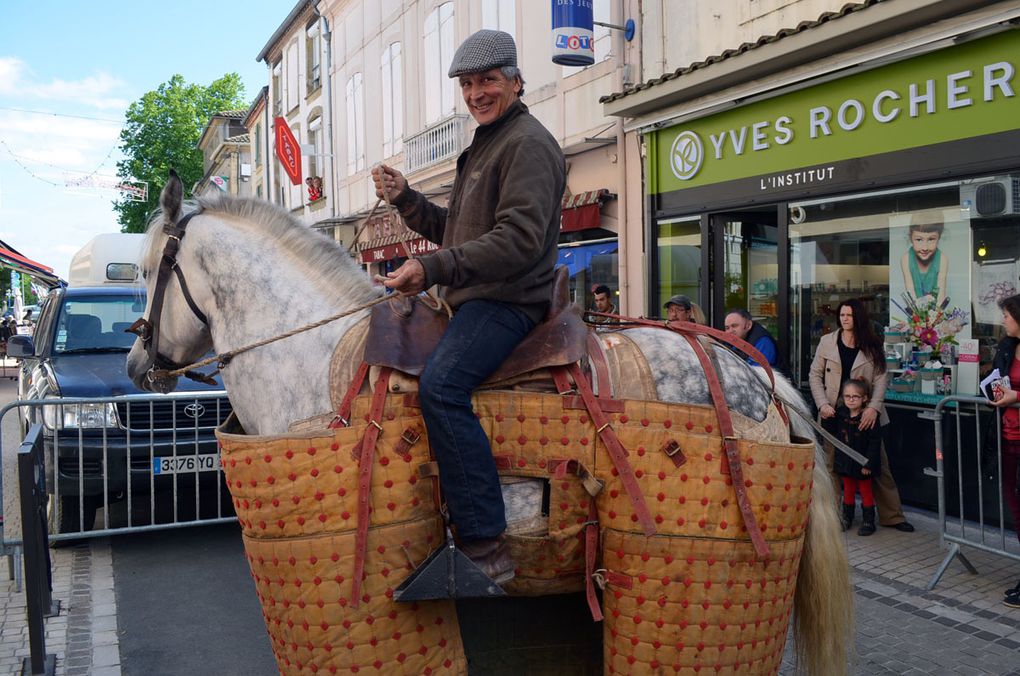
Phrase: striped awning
[
  {"left": 561, "top": 188, "right": 614, "bottom": 233},
  {"left": 0, "top": 246, "right": 62, "bottom": 287},
  {"left": 562, "top": 188, "right": 611, "bottom": 210}
]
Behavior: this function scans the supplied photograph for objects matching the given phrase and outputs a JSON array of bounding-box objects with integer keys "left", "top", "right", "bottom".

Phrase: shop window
[
  {"left": 557, "top": 237, "right": 618, "bottom": 313},
  {"left": 787, "top": 179, "right": 1002, "bottom": 388},
  {"left": 656, "top": 216, "right": 701, "bottom": 320}
]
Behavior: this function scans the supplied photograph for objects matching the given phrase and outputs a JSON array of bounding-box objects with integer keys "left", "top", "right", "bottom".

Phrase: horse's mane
[{"left": 141, "top": 191, "right": 378, "bottom": 304}]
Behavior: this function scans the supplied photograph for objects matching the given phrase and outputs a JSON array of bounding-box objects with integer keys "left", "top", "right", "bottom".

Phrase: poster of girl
[{"left": 900, "top": 220, "right": 948, "bottom": 305}]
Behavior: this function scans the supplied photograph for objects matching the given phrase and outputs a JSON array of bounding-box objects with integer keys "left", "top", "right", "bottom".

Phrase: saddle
[{"left": 362, "top": 266, "right": 588, "bottom": 385}]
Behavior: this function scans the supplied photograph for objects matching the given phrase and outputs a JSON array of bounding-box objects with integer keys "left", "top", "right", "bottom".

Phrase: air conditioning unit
[{"left": 960, "top": 176, "right": 1020, "bottom": 217}]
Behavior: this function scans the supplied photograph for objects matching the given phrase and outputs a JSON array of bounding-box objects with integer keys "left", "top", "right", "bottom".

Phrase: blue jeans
[{"left": 419, "top": 299, "right": 536, "bottom": 542}]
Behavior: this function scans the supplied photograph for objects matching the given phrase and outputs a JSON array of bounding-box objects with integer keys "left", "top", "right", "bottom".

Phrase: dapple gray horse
[{"left": 127, "top": 176, "right": 853, "bottom": 675}]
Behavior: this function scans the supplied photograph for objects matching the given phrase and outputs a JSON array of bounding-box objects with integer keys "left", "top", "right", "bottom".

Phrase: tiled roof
[
  {"left": 600, "top": 0, "right": 883, "bottom": 104},
  {"left": 216, "top": 110, "right": 247, "bottom": 119},
  {"left": 225, "top": 133, "right": 250, "bottom": 144}
]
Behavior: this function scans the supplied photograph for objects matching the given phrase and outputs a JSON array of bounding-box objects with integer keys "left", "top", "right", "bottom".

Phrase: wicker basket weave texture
[{"left": 218, "top": 390, "right": 816, "bottom": 676}]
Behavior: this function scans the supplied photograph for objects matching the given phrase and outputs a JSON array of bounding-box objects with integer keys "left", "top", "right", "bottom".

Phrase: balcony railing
[{"left": 403, "top": 114, "right": 469, "bottom": 175}]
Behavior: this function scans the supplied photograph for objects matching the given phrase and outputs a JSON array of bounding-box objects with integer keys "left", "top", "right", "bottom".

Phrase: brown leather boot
[{"left": 460, "top": 537, "right": 515, "bottom": 585}]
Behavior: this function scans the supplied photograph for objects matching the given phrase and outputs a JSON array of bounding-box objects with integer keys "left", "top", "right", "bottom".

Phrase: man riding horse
[{"left": 370, "top": 29, "right": 566, "bottom": 587}]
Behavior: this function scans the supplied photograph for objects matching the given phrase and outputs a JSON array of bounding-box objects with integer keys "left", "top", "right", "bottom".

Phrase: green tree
[{"left": 115, "top": 73, "right": 246, "bottom": 233}]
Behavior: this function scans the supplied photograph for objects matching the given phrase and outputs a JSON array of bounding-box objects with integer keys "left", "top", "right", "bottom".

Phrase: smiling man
[{"left": 371, "top": 29, "right": 565, "bottom": 591}]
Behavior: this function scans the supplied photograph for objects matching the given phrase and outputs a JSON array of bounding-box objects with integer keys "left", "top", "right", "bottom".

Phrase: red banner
[{"left": 274, "top": 117, "right": 302, "bottom": 186}]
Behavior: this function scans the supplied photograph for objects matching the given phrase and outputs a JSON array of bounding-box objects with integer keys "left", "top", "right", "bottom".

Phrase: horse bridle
[{"left": 127, "top": 210, "right": 217, "bottom": 387}]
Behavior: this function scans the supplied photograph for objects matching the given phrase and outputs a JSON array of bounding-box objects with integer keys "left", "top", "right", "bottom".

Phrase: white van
[{"left": 67, "top": 233, "right": 144, "bottom": 287}]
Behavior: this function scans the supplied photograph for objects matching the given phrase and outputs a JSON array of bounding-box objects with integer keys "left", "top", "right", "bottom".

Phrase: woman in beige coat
[{"left": 809, "top": 298, "right": 915, "bottom": 532}]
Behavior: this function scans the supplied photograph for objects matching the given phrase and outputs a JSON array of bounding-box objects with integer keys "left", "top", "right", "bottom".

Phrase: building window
[
  {"left": 381, "top": 42, "right": 403, "bottom": 158},
  {"left": 346, "top": 73, "right": 365, "bottom": 173},
  {"left": 561, "top": 0, "right": 611, "bottom": 76},
  {"left": 424, "top": 2, "right": 455, "bottom": 125},
  {"left": 254, "top": 124, "right": 262, "bottom": 165},
  {"left": 306, "top": 22, "right": 322, "bottom": 94},
  {"left": 307, "top": 114, "right": 321, "bottom": 182},
  {"left": 286, "top": 41, "right": 299, "bottom": 111},
  {"left": 482, "top": 0, "right": 515, "bottom": 38},
  {"left": 272, "top": 61, "right": 282, "bottom": 116}
]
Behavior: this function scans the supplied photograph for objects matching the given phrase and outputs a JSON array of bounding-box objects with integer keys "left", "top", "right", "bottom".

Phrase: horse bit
[{"left": 126, "top": 209, "right": 218, "bottom": 387}]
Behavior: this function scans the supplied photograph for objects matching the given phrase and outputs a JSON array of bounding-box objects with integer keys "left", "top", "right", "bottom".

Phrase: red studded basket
[{"left": 217, "top": 390, "right": 815, "bottom": 675}]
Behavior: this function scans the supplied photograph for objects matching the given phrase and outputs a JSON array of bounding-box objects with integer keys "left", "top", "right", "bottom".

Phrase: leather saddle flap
[{"left": 362, "top": 267, "right": 588, "bottom": 383}]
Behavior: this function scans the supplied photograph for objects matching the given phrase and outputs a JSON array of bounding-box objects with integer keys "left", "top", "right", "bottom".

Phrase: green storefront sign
[{"left": 647, "top": 30, "right": 1019, "bottom": 196}]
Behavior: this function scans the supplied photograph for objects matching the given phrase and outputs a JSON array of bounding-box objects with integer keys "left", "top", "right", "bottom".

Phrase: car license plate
[{"left": 152, "top": 454, "right": 221, "bottom": 475}]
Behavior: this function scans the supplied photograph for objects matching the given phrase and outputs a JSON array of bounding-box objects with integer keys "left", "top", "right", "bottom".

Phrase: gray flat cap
[
  {"left": 664, "top": 294, "right": 693, "bottom": 310},
  {"left": 448, "top": 29, "right": 517, "bottom": 78}
]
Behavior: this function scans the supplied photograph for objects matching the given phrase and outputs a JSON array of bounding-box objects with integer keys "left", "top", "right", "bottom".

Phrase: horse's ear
[{"left": 161, "top": 170, "right": 183, "bottom": 224}]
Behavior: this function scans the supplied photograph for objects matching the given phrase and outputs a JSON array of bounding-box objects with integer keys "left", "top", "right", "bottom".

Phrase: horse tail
[
  {"left": 793, "top": 459, "right": 853, "bottom": 675},
  {"left": 753, "top": 370, "right": 854, "bottom": 675}
]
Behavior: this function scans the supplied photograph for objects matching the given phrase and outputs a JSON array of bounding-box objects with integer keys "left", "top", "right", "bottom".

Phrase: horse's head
[{"left": 126, "top": 171, "right": 214, "bottom": 393}]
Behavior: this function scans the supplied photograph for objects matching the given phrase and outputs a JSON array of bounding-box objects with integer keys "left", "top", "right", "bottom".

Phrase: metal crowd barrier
[
  {"left": 1, "top": 392, "right": 234, "bottom": 545},
  {"left": 925, "top": 395, "right": 1020, "bottom": 591},
  {"left": 19, "top": 423, "right": 57, "bottom": 675}
]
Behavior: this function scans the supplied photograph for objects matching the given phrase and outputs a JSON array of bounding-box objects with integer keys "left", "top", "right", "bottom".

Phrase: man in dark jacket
[
  {"left": 371, "top": 29, "right": 565, "bottom": 587},
  {"left": 724, "top": 308, "right": 780, "bottom": 368}
]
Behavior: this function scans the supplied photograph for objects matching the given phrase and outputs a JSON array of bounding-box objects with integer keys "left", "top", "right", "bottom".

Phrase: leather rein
[{"left": 126, "top": 210, "right": 218, "bottom": 387}]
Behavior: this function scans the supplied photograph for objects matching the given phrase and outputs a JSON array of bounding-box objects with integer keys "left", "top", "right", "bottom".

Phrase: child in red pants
[{"left": 832, "top": 379, "right": 883, "bottom": 536}]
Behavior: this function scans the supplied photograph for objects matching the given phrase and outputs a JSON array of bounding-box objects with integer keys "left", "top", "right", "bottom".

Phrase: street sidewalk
[{"left": 0, "top": 506, "right": 1018, "bottom": 674}]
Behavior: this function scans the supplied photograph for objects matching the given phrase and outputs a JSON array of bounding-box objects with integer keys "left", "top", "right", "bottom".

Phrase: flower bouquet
[{"left": 890, "top": 293, "right": 969, "bottom": 361}]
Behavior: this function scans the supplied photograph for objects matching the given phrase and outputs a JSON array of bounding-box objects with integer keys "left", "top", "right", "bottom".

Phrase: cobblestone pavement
[
  {"left": 1, "top": 504, "right": 1019, "bottom": 674},
  {"left": 781, "top": 506, "right": 1020, "bottom": 675}
]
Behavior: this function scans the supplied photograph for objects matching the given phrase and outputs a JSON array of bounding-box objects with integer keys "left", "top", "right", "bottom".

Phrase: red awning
[
  {"left": 561, "top": 189, "right": 613, "bottom": 233},
  {"left": 360, "top": 235, "right": 440, "bottom": 264},
  {"left": 0, "top": 246, "right": 61, "bottom": 286}
]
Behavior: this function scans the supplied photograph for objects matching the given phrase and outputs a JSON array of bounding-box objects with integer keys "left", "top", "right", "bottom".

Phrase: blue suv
[{"left": 8, "top": 285, "right": 231, "bottom": 533}]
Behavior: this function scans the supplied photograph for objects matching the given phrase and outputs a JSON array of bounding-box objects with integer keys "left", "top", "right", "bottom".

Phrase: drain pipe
[
  {"left": 319, "top": 11, "right": 337, "bottom": 222},
  {"left": 612, "top": 0, "right": 630, "bottom": 313}
]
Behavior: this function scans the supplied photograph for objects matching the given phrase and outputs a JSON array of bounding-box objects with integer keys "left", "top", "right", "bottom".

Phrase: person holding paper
[{"left": 989, "top": 294, "right": 1020, "bottom": 608}]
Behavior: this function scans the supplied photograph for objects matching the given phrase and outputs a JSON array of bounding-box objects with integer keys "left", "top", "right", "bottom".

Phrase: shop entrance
[{"left": 709, "top": 209, "right": 780, "bottom": 341}]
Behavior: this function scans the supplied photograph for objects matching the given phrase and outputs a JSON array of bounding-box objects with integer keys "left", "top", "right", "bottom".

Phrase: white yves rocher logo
[{"left": 669, "top": 130, "right": 704, "bottom": 180}]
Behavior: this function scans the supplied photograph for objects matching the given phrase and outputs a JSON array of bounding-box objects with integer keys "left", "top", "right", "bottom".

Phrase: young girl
[
  {"left": 900, "top": 221, "right": 948, "bottom": 305},
  {"left": 832, "top": 379, "right": 884, "bottom": 536}
]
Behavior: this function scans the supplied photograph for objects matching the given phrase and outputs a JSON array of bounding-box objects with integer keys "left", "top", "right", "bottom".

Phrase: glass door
[{"left": 710, "top": 211, "right": 780, "bottom": 338}]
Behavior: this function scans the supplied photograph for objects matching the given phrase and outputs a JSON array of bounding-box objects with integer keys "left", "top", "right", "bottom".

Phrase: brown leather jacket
[{"left": 393, "top": 99, "right": 566, "bottom": 324}]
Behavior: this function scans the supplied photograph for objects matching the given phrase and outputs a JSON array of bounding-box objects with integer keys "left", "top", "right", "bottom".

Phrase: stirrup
[{"left": 393, "top": 527, "right": 509, "bottom": 602}]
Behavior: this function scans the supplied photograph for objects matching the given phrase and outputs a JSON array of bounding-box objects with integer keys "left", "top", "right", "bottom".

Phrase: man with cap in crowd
[
  {"left": 371, "top": 29, "right": 565, "bottom": 591},
  {"left": 664, "top": 294, "right": 696, "bottom": 323},
  {"left": 724, "top": 308, "right": 780, "bottom": 368}
]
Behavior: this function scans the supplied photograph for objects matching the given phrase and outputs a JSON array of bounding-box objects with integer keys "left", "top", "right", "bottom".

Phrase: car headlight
[{"left": 42, "top": 399, "right": 118, "bottom": 430}]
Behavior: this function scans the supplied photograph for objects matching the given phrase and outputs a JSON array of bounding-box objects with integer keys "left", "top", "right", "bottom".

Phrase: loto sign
[{"left": 274, "top": 117, "right": 302, "bottom": 185}]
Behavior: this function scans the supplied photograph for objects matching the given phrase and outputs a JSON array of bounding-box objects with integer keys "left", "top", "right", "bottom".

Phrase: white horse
[{"left": 127, "top": 177, "right": 853, "bottom": 675}]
